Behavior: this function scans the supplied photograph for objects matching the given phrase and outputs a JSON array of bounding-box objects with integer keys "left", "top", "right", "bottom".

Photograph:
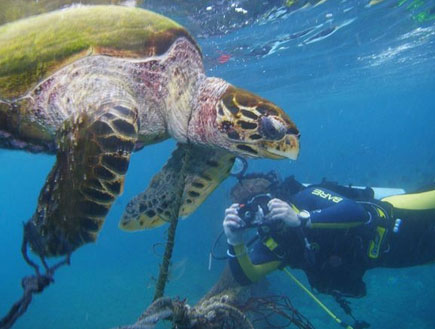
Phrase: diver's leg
[
  {"left": 376, "top": 191, "right": 435, "bottom": 267},
  {"left": 24, "top": 103, "right": 138, "bottom": 257}
]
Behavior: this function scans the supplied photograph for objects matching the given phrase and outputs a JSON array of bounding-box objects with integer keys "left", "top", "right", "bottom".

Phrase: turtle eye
[{"left": 260, "top": 116, "right": 286, "bottom": 140}]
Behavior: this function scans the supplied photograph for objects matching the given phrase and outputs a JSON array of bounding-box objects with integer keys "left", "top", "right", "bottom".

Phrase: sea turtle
[{"left": 0, "top": 5, "right": 300, "bottom": 257}]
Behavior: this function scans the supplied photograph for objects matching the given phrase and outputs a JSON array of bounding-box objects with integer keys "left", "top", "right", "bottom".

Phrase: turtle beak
[{"left": 259, "top": 133, "right": 300, "bottom": 160}]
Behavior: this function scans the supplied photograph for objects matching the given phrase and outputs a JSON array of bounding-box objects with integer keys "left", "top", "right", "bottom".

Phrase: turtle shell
[
  {"left": 0, "top": 5, "right": 200, "bottom": 99},
  {"left": 0, "top": 1, "right": 140, "bottom": 26}
]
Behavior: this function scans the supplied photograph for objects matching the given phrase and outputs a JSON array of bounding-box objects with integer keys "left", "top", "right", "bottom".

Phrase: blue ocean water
[{"left": 1, "top": 0, "right": 434, "bottom": 328}]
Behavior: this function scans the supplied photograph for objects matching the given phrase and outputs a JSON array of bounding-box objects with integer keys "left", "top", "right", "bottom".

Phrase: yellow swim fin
[{"left": 382, "top": 190, "right": 435, "bottom": 210}]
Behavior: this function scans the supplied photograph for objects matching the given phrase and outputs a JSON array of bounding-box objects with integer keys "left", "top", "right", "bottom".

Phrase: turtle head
[{"left": 214, "top": 86, "right": 300, "bottom": 160}]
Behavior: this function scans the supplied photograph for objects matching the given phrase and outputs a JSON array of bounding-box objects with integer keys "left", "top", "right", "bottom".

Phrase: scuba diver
[{"left": 223, "top": 171, "right": 435, "bottom": 298}]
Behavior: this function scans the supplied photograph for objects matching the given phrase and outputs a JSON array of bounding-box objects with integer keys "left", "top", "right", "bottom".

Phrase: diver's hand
[
  {"left": 223, "top": 203, "right": 246, "bottom": 245},
  {"left": 266, "top": 198, "right": 301, "bottom": 227}
]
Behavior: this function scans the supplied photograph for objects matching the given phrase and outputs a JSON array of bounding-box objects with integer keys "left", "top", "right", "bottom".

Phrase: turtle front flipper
[
  {"left": 120, "top": 144, "right": 235, "bottom": 231},
  {"left": 24, "top": 104, "right": 138, "bottom": 257},
  {"left": 119, "top": 143, "right": 188, "bottom": 230},
  {"left": 179, "top": 146, "right": 236, "bottom": 218}
]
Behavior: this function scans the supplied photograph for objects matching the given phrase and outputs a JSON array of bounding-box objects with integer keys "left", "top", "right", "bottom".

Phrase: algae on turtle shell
[{"left": 0, "top": 0, "right": 143, "bottom": 26}]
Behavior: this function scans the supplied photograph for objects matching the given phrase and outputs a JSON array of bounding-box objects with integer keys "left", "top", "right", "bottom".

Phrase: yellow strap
[
  {"left": 264, "top": 237, "right": 278, "bottom": 251},
  {"left": 290, "top": 203, "right": 300, "bottom": 213},
  {"left": 368, "top": 226, "right": 386, "bottom": 259},
  {"left": 283, "top": 267, "right": 354, "bottom": 329},
  {"left": 311, "top": 222, "right": 363, "bottom": 229}
]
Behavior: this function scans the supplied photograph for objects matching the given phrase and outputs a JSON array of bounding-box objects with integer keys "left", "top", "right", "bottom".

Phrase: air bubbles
[
  {"left": 230, "top": 157, "right": 248, "bottom": 177},
  {"left": 235, "top": 7, "right": 248, "bottom": 15}
]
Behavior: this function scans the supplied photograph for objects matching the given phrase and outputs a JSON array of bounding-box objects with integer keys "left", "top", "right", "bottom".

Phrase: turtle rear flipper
[
  {"left": 25, "top": 103, "right": 138, "bottom": 257},
  {"left": 119, "top": 144, "right": 235, "bottom": 231}
]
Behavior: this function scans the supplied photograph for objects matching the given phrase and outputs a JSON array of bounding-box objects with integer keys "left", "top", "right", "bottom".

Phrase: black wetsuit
[{"left": 228, "top": 185, "right": 435, "bottom": 297}]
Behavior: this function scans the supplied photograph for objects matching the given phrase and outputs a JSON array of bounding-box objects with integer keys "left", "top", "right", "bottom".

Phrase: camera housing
[{"left": 237, "top": 193, "right": 272, "bottom": 228}]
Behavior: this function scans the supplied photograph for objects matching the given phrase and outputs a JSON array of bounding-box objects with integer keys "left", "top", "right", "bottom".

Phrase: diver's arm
[
  {"left": 269, "top": 187, "right": 370, "bottom": 229},
  {"left": 223, "top": 204, "right": 282, "bottom": 284},
  {"left": 227, "top": 243, "right": 282, "bottom": 284},
  {"left": 307, "top": 199, "right": 369, "bottom": 228}
]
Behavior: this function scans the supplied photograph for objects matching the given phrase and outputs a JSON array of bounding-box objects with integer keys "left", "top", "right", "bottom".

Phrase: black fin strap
[{"left": 332, "top": 291, "right": 370, "bottom": 329}]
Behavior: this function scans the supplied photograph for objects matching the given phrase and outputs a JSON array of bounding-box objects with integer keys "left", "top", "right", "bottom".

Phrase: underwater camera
[{"left": 238, "top": 193, "right": 272, "bottom": 228}]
